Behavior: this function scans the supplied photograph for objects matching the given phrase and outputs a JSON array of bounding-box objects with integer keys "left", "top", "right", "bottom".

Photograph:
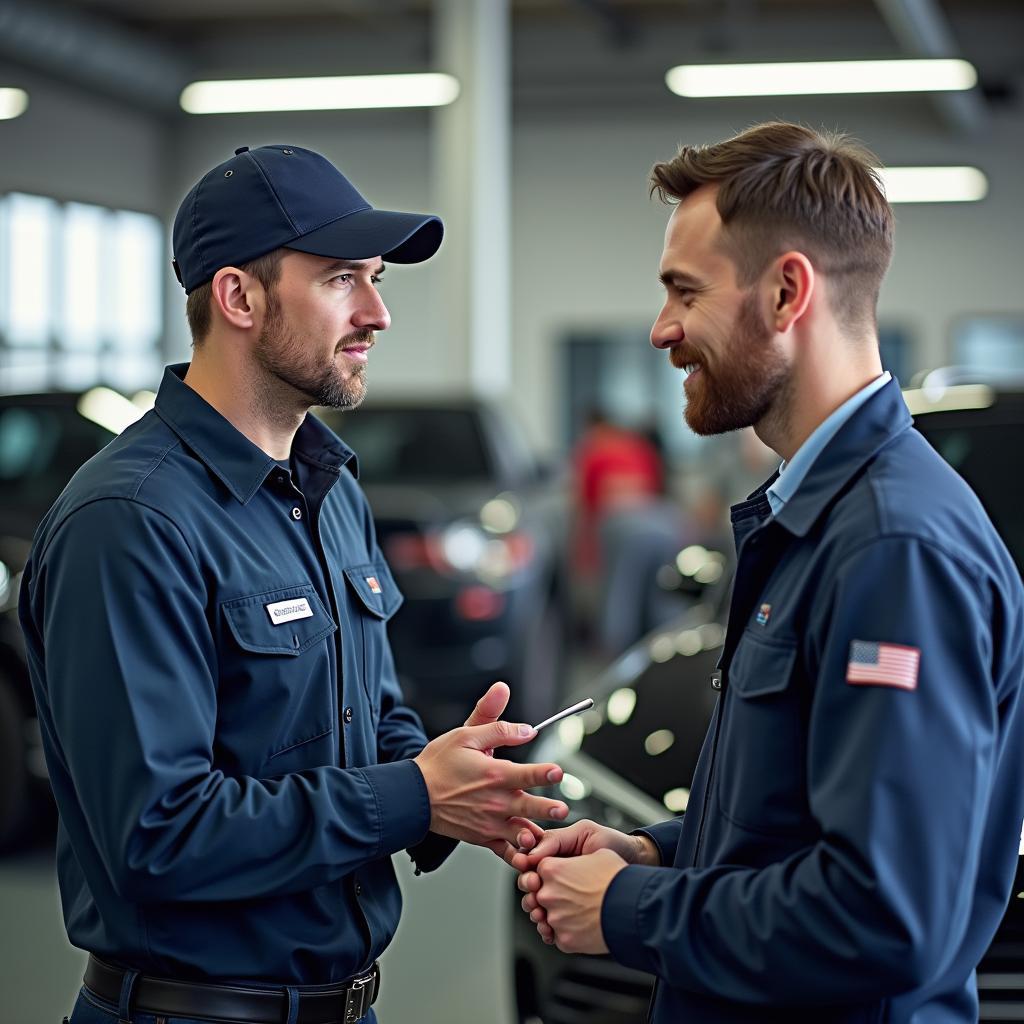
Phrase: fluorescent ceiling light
[
  {"left": 180, "top": 73, "right": 460, "bottom": 114},
  {"left": 877, "top": 166, "right": 988, "bottom": 204},
  {"left": 666, "top": 59, "right": 977, "bottom": 97},
  {"left": 0, "top": 88, "right": 29, "bottom": 120}
]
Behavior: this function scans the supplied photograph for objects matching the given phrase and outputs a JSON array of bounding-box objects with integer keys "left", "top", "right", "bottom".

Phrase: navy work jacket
[
  {"left": 19, "top": 364, "right": 454, "bottom": 985},
  {"left": 603, "top": 379, "right": 1024, "bottom": 1022}
]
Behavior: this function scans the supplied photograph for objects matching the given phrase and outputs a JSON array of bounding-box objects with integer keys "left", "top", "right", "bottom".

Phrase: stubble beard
[
  {"left": 675, "top": 291, "right": 791, "bottom": 437},
  {"left": 254, "top": 291, "right": 371, "bottom": 411}
]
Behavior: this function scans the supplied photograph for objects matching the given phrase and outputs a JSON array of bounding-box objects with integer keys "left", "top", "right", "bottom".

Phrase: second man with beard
[{"left": 513, "top": 122, "right": 1024, "bottom": 1023}]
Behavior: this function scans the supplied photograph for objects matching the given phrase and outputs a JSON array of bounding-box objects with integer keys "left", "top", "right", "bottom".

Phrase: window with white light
[{"left": 0, "top": 193, "right": 164, "bottom": 394}]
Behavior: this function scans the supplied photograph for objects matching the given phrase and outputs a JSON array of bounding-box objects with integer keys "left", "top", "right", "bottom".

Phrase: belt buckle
[{"left": 344, "top": 971, "right": 374, "bottom": 1024}]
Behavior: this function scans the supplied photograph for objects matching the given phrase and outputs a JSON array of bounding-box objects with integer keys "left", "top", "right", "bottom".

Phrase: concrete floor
[{"left": 0, "top": 837, "right": 518, "bottom": 1024}]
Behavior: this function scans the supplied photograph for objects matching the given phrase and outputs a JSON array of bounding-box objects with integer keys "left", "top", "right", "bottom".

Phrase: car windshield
[
  {"left": 316, "top": 407, "right": 492, "bottom": 485},
  {"left": 915, "top": 417, "right": 1024, "bottom": 574}
]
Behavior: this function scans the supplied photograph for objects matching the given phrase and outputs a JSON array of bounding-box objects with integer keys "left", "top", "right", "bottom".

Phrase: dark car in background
[
  {"left": 316, "top": 398, "right": 571, "bottom": 734},
  {"left": 513, "top": 377, "right": 1024, "bottom": 1024},
  {"left": 0, "top": 390, "right": 126, "bottom": 849}
]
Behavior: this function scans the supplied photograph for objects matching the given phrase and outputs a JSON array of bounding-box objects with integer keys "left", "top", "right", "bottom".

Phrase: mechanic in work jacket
[
  {"left": 602, "top": 376, "right": 1024, "bottom": 1022},
  {"left": 19, "top": 363, "right": 455, "bottom": 985}
]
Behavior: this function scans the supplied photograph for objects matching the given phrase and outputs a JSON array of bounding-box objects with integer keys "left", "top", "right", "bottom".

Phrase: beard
[
  {"left": 253, "top": 291, "right": 371, "bottom": 410},
  {"left": 672, "top": 291, "right": 790, "bottom": 436}
]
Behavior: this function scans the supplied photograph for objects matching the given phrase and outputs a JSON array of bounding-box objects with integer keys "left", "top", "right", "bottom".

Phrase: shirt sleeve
[
  {"left": 602, "top": 535, "right": 1005, "bottom": 1003},
  {"left": 25, "top": 497, "right": 432, "bottom": 904}
]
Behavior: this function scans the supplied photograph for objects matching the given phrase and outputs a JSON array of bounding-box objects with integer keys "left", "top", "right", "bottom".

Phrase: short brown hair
[
  {"left": 185, "top": 248, "right": 286, "bottom": 346},
  {"left": 650, "top": 122, "right": 894, "bottom": 332}
]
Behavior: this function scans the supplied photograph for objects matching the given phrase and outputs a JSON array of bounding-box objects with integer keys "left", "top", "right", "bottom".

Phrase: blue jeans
[{"left": 68, "top": 983, "right": 378, "bottom": 1024}]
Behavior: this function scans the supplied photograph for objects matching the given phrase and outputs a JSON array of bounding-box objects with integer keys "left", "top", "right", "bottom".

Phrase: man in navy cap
[{"left": 20, "top": 144, "right": 569, "bottom": 1024}]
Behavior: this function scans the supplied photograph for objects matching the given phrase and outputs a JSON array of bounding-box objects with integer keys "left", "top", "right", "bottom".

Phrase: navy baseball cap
[{"left": 171, "top": 144, "right": 443, "bottom": 293}]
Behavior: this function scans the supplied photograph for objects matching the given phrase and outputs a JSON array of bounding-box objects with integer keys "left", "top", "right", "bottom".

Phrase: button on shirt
[{"left": 19, "top": 364, "right": 455, "bottom": 985}]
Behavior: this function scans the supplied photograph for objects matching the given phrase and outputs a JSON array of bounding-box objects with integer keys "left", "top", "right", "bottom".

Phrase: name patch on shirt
[{"left": 265, "top": 598, "right": 314, "bottom": 625}]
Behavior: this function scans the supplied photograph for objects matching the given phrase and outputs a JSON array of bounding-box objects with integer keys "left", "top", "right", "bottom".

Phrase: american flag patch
[
  {"left": 365, "top": 576, "right": 382, "bottom": 594},
  {"left": 846, "top": 640, "right": 920, "bottom": 691}
]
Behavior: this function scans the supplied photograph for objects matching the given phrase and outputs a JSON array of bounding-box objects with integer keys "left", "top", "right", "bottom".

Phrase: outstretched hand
[{"left": 413, "top": 683, "right": 568, "bottom": 852}]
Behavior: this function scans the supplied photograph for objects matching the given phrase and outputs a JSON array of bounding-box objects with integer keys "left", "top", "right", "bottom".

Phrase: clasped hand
[
  {"left": 506, "top": 819, "right": 657, "bottom": 954},
  {"left": 413, "top": 682, "right": 570, "bottom": 858}
]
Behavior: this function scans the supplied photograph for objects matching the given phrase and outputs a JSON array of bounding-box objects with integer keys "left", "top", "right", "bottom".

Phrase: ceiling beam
[
  {"left": 873, "top": 0, "right": 987, "bottom": 134},
  {"left": 0, "top": 0, "right": 190, "bottom": 112}
]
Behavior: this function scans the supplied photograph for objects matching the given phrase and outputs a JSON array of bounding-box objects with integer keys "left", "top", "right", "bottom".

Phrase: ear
[
  {"left": 210, "top": 267, "right": 260, "bottom": 332},
  {"left": 766, "top": 251, "right": 814, "bottom": 334}
]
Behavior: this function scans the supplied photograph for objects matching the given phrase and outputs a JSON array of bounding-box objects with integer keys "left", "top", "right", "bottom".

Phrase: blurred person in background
[
  {"left": 594, "top": 418, "right": 691, "bottom": 656},
  {"left": 570, "top": 408, "right": 674, "bottom": 652},
  {"left": 19, "top": 144, "right": 568, "bottom": 1024},
  {"left": 513, "top": 122, "right": 1024, "bottom": 1023}
]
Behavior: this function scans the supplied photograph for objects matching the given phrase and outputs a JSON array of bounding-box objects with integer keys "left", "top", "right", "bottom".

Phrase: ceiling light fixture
[
  {"left": 876, "top": 166, "right": 988, "bottom": 203},
  {"left": 180, "top": 73, "right": 460, "bottom": 114},
  {"left": 0, "top": 88, "right": 29, "bottom": 120},
  {"left": 665, "top": 59, "right": 977, "bottom": 98}
]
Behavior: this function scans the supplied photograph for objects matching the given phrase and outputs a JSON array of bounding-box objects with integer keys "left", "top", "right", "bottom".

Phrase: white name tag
[{"left": 265, "top": 598, "right": 314, "bottom": 625}]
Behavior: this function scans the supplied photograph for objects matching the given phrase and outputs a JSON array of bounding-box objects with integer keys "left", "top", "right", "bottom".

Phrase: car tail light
[
  {"left": 386, "top": 525, "right": 535, "bottom": 584},
  {"left": 455, "top": 585, "right": 506, "bottom": 622}
]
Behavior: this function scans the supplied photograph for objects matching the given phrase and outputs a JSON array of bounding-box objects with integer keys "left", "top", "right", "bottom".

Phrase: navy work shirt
[
  {"left": 19, "top": 364, "right": 454, "bottom": 984},
  {"left": 602, "top": 379, "right": 1024, "bottom": 1022}
]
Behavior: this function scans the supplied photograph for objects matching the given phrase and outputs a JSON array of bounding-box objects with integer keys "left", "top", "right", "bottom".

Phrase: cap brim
[{"left": 286, "top": 208, "right": 443, "bottom": 265}]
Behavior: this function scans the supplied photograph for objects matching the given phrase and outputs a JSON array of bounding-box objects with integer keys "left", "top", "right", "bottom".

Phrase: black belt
[{"left": 83, "top": 954, "right": 380, "bottom": 1024}]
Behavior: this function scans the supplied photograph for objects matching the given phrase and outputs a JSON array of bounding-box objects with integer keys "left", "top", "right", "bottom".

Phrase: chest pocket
[
  {"left": 220, "top": 584, "right": 337, "bottom": 773},
  {"left": 342, "top": 563, "right": 403, "bottom": 718},
  {"left": 716, "top": 632, "right": 810, "bottom": 835}
]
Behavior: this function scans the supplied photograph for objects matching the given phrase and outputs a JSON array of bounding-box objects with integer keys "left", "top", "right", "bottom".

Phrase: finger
[
  {"left": 505, "top": 762, "right": 565, "bottom": 790},
  {"left": 537, "top": 921, "right": 555, "bottom": 943},
  {"left": 529, "top": 908, "right": 547, "bottom": 924},
  {"left": 521, "top": 892, "right": 540, "bottom": 913},
  {"left": 507, "top": 849, "right": 533, "bottom": 873},
  {"left": 463, "top": 681, "right": 510, "bottom": 728},
  {"left": 509, "top": 792, "right": 569, "bottom": 824},
  {"left": 517, "top": 871, "right": 541, "bottom": 894},
  {"left": 463, "top": 720, "right": 537, "bottom": 751},
  {"left": 488, "top": 840, "right": 519, "bottom": 864},
  {"left": 513, "top": 818, "right": 544, "bottom": 849},
  {"left": 522, "top": 822, "right": 586, "bottom": 864}
]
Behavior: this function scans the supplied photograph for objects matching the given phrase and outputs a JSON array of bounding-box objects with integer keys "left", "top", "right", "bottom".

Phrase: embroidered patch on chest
[
  {"left": 265, "top": 598, "right": 314, "bottom": 625},
  {"left": 755, "top": 603, "right": 772, "bottom": 626},
  {"left": 365, "top": 576, "right": 382, "bottom": 594},
  {"left": 846, "top": 640, "right": 920, "bottom": 690}
]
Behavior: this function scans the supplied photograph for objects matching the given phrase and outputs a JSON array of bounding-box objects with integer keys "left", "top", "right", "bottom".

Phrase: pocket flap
[
  {"left": 343, "top": 562, "right": 403, "bottom": 620},
  {"left": 222, "top": 584, "right": 336, "bottom": 655},
  {"left": 729, "top": 633, "right": 798, "bottom": 698}
]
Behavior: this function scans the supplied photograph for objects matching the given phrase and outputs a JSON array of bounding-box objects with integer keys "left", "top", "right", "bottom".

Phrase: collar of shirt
[
  {"left": 153, "top": 363, "right": 358, "bottom": 504},
  {"left": 766, "top": 372, "right": 891, "bottom": 518}
]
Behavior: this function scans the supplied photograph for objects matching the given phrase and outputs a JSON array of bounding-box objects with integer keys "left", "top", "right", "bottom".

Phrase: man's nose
[
  {"left": 650, "top": 305, "right": 681, "bottom": 350},
  {"left": 353, "top": 286, "right": 391, "bottom": 332}
]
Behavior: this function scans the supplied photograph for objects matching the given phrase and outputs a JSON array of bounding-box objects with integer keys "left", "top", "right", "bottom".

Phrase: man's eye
[
  {"left": 333, "top": 274, "right": 353, "bottom": 285},
  {"left": 371, "top": 275, "right": 382, "bottom": 285}
]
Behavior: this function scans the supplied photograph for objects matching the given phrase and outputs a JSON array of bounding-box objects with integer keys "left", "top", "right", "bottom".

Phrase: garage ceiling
[{"left": 0, "top": 0, "right": 1019, "bottom": 124}]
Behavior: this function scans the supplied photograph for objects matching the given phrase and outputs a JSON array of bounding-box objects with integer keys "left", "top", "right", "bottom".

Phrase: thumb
[
  {"left": 464, "top": 719, "right": 536, "bottom": 751},
  {"left": 464, "top": 681, "right": 510, "bottom": 727}
]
